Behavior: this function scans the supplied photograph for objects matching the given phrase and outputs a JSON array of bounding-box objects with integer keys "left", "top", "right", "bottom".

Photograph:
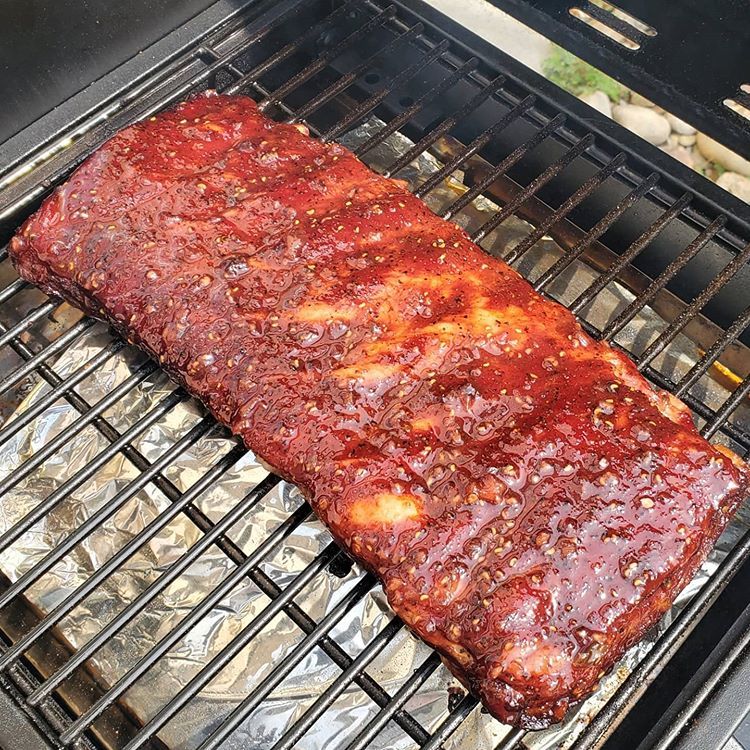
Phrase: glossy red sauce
[{"left": 11, "top": 92, "right": 748, "bottom": 728}]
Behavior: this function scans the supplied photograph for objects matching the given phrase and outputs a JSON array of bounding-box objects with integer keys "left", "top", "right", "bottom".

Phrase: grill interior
[{"left": 0, "top": 1, "right": 749, "bottom": 749}]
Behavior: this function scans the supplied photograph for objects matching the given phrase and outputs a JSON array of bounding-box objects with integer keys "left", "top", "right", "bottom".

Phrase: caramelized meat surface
[{"left": 10, "top": 93, "right": 748, "bottom": 729}]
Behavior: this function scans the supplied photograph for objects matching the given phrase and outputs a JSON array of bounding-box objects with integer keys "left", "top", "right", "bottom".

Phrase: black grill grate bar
[
  {"left": 4, "top": 303, "right": 423, "bottom": 742},
  {"left": 470, "top": 129, "right": 593, "bottom": 242},
  {"left": 120, "top": 542, "right": 358, "bottom": 750},
  {"left": 0, "top": 316, "right": 96, "bottom": 397},
  {"left": 446, "top": 112, "right": 569, "bottom": 221},
  {"left": 58, "top": 492, "right": 310, "bottom": 744},
  {"left": 503, "top": 152, "right": 627, "bottom": 266},
  {"left": 383, "top": 76, "right": 506, "bottom": 178},
  {"left": 703, "top": 373, "right": 750, "bottom": 440},
  {"left": 637, "top": 241, "right": 750, "bottom": 371},
  {"left": 196, "top": 575, "right": 378, "bottom": 750},
  {"left": 494, "top": 727, "right": 526, "bottom": 750},
  {"left": 413, "top": 95, "right": 535, "bottom": 199},
  {"left": 639, "top": 359, "right": 750, "bottom": 449},
  {"left": 571, "top": 304, "right": 749, "bottom": 450},
  {"left": 418, "top": 693, "right": 479, "bottom": 750},
  {"left": 2, "top": 661, "right": 95, "bottom": 750},
  {"left": 0, "top": 293, "right": 436, "bottom": 743},
  {"left": 602, "top": 215, "right": 727, "bottom": 343},
  {"left": 354, "top": 57, "right": 478, "bottom": 158},
  {"left": 0, "top": 339, "right": 126, "bottom": 447},
  {"left": 569, "top": 192, "right": 693, "bottom": 315},
  {"left": 534, "top": 172, "right": 660, "bottom": 291},
  {"left": 570, "top": 527, "right": 750, "bottom": 750},
  {"left": 289, "top": 22, "right": 426, "bottom": 124},
  {"left": 576, "top": 304, "right": 749, "bottom": 450},
  {"left": 258, "top": 5, "right": 398, "bottom": 114},
  {"left": 1, "top": 2, "right": 750, "bottom": 747},
  {"left": 0, "top": 444, "right": 251, "bottom": 674},
  {"left": 675, "top": 305, "right": 750, "bottom": 398},
  {"left": 0, "top": 300, "right": 58, "bottom": 350},
  {"left": 344, "top": 652, "right": 442, "bottom": 750},
  {"left": 0, "top": 316, "right": 207, "bottom": 525},
  {"left": 126, "top": 1, "right": 310, "bottom": 133},
  {"left": 225, "top": 0, "right": 358, "bottom": 96},
  {"left": 26, "top": 465, "right": 288, "bottom": 710},
  {"left": 0, "top": 277, "right": 28, "bottom": 305},
  {"left": 0, "top": 417, "right": 217, "bottom": 612},
  {"left": 204, "top": 46, "right": 324, "bottom": 135},
  {"left": 16, "top": 410, "right": 435, "bottom": 750},
  {"left": 271, "top": 616, "right": 405, "bottom": 750},
  {"left": 0, "top": 363, "right": 163, "bottom": 549},
  {"left": 321, "top": 40, "right": 450, "bottom": 142},
  {"left": 136, "top": 555, "right": 433, "bottom": 749}
]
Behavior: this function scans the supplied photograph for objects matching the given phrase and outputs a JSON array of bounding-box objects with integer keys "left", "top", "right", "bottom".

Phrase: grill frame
[
  {"left": 0, "top": 1, "right": 749, "bottom": 749},
  {"left": 483, "top": 0, "right": 750, "bottom": 163}
]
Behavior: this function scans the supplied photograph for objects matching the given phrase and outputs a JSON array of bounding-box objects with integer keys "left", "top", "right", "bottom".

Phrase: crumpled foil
[{"left": 0, "top": 116, "right": 748, "bottom": 750}]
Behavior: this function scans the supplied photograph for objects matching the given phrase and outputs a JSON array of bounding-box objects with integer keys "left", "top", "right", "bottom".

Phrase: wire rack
[{"left": 0, "top": 1, "right": 749, "bottom": 749}]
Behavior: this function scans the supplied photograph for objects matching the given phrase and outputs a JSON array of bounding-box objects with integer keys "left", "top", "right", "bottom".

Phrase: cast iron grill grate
[{"left": 0, "top": 1, "right": 748, "bottom": 749}]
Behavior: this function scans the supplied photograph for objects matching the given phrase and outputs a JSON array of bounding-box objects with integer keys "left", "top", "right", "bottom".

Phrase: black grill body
[
  {"left": 488, "top": 0, "right": 750, "bottom": 162},
  {"left": 0, "top": 2, "right": 748, "bottom": 749}
]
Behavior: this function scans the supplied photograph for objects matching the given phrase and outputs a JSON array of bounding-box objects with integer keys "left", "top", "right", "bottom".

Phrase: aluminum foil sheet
[{"left": 0, "top": 116, "right": 748, "bottom": 750}]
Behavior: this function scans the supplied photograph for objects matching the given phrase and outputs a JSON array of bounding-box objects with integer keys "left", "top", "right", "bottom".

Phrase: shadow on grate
[{"left": 0, "top": 1, "right": 749, "bottom": 750}]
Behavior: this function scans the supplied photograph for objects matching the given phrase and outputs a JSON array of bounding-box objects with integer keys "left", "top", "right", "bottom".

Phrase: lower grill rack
[{"left": 0, "top": 1, "right": 749, "bottom": 749}]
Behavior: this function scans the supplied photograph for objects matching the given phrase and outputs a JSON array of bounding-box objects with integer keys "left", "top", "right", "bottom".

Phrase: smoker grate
[{"left": 0, "top": 1, "right": 749, "bottom": 749}]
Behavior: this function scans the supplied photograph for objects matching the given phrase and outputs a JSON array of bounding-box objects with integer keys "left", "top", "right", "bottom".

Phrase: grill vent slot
[
  {"left": 723, "top": 84, "right": 750, "bottom": 123},
  {"left": 569, "top": 1, "right": 656, "bottom": 50}
]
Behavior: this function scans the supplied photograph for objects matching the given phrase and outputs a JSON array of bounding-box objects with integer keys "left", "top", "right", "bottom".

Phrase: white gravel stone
[
  {"left": 665, "top": 113, "right": 696, "bottom": 135},
  {"left": 425, "top": 0, "right": 550, "bottom": 73},
  {"left": 612, "top": 103, "right": 671, "bottom": 145},
  {"left": 579, "top": 90, "right": 612, "bottom": 118},
  {"left": 677, "top": 133, "right": 697, "bottom": 147},
  {"left": 660, "top": 145, "right": 694, "bottom": 169},
  {"left": 691, "top": 149, "right": 709, "bottom": 173},
  {"left": 716, "top": 171, "right": 750, "bottom": 203},
  {"left": 696, "top": 134, "right": 750, "bottom": 177}
]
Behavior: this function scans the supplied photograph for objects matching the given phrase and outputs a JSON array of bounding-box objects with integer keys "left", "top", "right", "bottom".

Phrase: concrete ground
[{"left": 423, "top": 0, "right": 551, "bottom": 74}]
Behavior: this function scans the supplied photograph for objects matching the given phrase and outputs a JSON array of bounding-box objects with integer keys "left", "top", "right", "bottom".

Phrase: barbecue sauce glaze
[{"left": 11, "top": 93, "right": 748, "bottom": 729}]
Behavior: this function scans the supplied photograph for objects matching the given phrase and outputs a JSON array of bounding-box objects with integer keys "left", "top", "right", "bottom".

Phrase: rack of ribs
[{"left": 10, "top": 92, "right": 748, "bottom": 729}]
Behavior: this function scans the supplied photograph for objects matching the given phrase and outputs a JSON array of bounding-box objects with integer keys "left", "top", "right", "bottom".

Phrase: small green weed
[{"left": 542, "top": 46, "right": 625, "bottom": 102}]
